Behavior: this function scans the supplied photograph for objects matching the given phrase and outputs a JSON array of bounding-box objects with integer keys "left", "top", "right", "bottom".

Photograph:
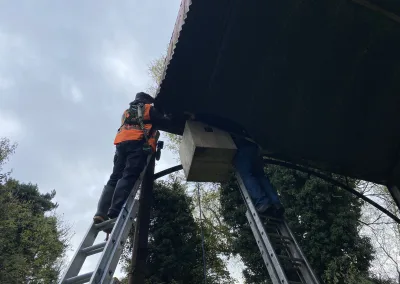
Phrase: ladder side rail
[
  {"left": 91, "top": 198, "right": 140, "bottom": 283},
  {"left": 63, "top": 272, "right": 93, "bottom": 284},
  {"left": 235, "top": 172, "right": 290, "bottom": 284},
  {"left": 89, "top": 155, "right": 152, "bottom": 283},
  {"left": 280, "top": 222, "right": 320, "bottom": 284},
  {"left": 245, "top": 210, "right": 282, "bottom": 284},
  {"left": 60, "top": 222, "right": 100, "bottom": 282}
]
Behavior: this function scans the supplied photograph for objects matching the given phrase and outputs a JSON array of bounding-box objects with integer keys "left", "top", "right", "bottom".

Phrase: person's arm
[{"left": 149, "top": 106, "right": 171, "bottom": 132}]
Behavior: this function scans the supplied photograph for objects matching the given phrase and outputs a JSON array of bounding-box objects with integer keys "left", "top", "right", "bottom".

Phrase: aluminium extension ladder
[
  {"left": 59, "top": 155, "right": 154, "bottom": 284},
  {"left": 60, "top": 147, "right": 320, "bottom": 283},
  {"left": 60, "top": 140, "right": 164, "bottom": 284},
  {"left": 235, "top": 172, "right": 321, "bottom": 284}
]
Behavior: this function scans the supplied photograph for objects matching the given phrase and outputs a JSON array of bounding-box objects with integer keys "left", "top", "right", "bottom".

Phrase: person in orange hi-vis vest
[{"left": 93, "top": 92, "right": 170, "bottom": 224}]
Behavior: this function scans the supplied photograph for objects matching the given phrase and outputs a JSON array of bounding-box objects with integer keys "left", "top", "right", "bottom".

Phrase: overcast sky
[
  {"left": 5, "top": 1, "right": 390, "bottom": 282},
  {"left": 0, "top": 0, "right": 185, "bottom": 278},
  {"left": 0, "top": 1, "right": 246, "bottom": 282}
]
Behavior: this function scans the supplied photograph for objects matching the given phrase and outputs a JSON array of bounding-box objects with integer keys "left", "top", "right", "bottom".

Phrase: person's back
[{"left": 93, "top": 92, "right": 170, "bottom": 225}]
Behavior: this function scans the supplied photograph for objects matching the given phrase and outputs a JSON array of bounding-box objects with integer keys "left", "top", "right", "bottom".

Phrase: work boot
[
  {"left": 93, "top": 184, "right": 115, "bottom": 224},
  {"left": 107, "top": 179, "right": 131, "bottom": 219},
  {"left": 256, "top": 203, "right": 275, "bottom": 216},
  {"left": 273, "top": 204, "right": 285, "bottom": 218}
]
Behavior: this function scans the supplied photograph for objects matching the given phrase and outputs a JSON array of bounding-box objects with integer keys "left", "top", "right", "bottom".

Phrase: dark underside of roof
[{"left": 155, "top": 0, "right": 400, "bottom": 204}]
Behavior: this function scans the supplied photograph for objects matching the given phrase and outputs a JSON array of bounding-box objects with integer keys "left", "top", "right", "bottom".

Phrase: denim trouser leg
[
  {"left": 233, "top": 143, "right": 269, "bottom": 207},
  {"left": 259, "top": 175, "right": 281, "bottom": 205},
  {"left": 252, "top": 153, "right": 282, "bottom": 206}
]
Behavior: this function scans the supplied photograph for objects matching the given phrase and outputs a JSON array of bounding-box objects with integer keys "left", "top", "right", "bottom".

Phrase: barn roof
[{"left": 155, "top": 0, "right": 400, "bottom": 207}]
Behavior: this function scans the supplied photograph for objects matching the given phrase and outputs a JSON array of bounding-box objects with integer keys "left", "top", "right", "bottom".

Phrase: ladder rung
[
  {"left": 267, "top": 233, "right": 293, "bottom": 241},
  {"left": 271, "top": 242, "right": 290, "bottom": 248},
  {"left": 94, "top": 218, "right": 117, "bottom": 231},
  {"left": 279, "top": 255, "right": 305, "bottom": 264},
  {"left": 279, "top": 259, "right": 301, "bottom": 268},
  {"left": 281, "top": 263, "right": 301, "bottom": 272},
  {"left": 260, "top": 215, "right": 284, "bottom": 222},
  {"left": 264, "top": 224, "right": 280, "bottom": 230},
  {"left": 64, "top": 271, "right": 93, "bottom": 284},
  {"left": 271, "top": 238, "right": 291, "bottom": 244},
  {"left": 80, "top": 241, "right": 107, "bottom": 256}
]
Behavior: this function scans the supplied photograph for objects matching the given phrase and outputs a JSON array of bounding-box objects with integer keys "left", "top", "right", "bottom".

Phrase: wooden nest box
[{"left": 179, "top": 121, "right": 237, "bottom": 182}]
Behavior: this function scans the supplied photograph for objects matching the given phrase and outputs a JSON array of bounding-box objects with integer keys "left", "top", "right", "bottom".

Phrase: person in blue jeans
[{"left": 232, "top": 136, "right": 285, "bottom": 217}]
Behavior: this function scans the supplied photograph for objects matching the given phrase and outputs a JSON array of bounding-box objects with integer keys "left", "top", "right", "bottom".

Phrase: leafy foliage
[
  {"left": 146, "top": 180, "right": 204, "bottom": 283},
  {"left": 123, "top": 54, "right": 235, "bottom": 283},
  {"left": 0, "top": 179, "right": 70, "bottom": 283},
  {"left": 0, "top": 137, "right": 17, "bottom": 183},
  {"left": 0, "top": 138, "right": 70, "bottom": 283},
  {"left": 220, "top": 174, "right": 271, "bottom": 284},
  {"left": 144, "top": 52, "right": 379, "bottom": 283},
  {"left": 220, "top": 166, "right": 375, "bottom": 284},
  {"left": 122, "top": 180, "right": 235, "bottom": 284},
  {"left": 271, "top": 168, "right": 374, "bottom": 279},
  {"left": 146, "top": 54, "right": 166, "bottom": 97},
  {"left": 4, "top": 178, "right": 58, "bottom": 214},
  {"left": 194, "top": 183, "right": 234, "bottom": 257},
  {"left": 359, "top": 183, "right": 400, "bottom": 283},
  {"left": 145, "top": 52, "right": 182, "bottom": 154}
]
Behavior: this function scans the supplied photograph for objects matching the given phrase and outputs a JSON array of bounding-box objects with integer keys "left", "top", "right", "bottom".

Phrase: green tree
[
  {"left": 220, "top": 166, "right": 375, "bottom": 284},
  {"left": 145, "top": 52, "right": 376, "bottom": 283},
  {"left": 0, "top": 138, "right": 71, "bottom": 283},
  {"left": 122, "top": 180, "right": 234, "bottom": 283},
  {"left": 145, "top": 53, "right": 182, "bottom": 153},
  {"left": 359, "top": 182, "right": 400, "bottom": 283},
  {"left": 5, "top": 178, "right": 58, "bottom": 215},
  {"left": 147, "top": 54, "right": 166, "bottom": 96},
  {"left": 0, "top": 137, "right": 17, "bottom": 183},
  {"left": 146, "top": 52, "right": 379, "bottom": 283},
  {"left": 123, "top": 54, "right": 235, "bottom": 281},
  {"left": 220, "top": 175, "right": 270, "bottom": 284}
]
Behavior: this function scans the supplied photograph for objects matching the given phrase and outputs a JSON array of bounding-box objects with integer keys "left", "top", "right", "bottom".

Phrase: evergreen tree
[
  {"left": 122, "top": 180, "right": 234, "bottom": 284},
  {"left": 220, "top": 165, "right": 375, "bottom": 284},
  {"left": 144, "top": 53, "right": 376, "bottom": 283},
  {"left": 220, "top": 175, "right": 271, "bottom": 284},
  {"left": 0, "top": 138, "right": 70, "bottom": 283},
  {"left": 145, "top": 180, "right": 204, "bottom": 283},
  {"left": 0, "top": 137, "right": 16, "bottom": 183}
]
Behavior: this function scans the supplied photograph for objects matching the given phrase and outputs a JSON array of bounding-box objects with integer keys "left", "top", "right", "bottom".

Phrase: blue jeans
[{"left": 233, "top": 139, "right": 281, "bottom": 208}]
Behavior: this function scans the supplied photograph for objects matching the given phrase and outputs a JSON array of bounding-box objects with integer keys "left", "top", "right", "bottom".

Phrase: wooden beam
[{"left": 128, "top": 155, "right": 156, "bottom": 284}]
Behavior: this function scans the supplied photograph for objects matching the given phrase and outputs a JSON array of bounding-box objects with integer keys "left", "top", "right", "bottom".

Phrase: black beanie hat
[{"left": 135, "top": 92, "right": 155, "bottom": 104}]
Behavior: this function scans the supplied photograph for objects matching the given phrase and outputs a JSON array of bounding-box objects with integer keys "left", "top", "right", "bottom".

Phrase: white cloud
[
  {"left": 71, "top": 84, "right": 83, "bottom": 103},
  {"left": 61, "top": 76, "right": 84, "bottom": 103},
  {"left": 0, "top": 75, "right": 14, "bottom": 90},
  {"left": 0, "top": 111, "right": 22, "bottom": 139},
  {"left": 0, "top": 1, "right": 247, "bottom": 282},
  {"left": 0, "top": 29, "right": 38, "bottom": 70},
  {"left": 0, "top": 30, "right": 23, "bottom": 56},
  {"left": 100, "top": 36, "right": 150, "bottom": 93}
]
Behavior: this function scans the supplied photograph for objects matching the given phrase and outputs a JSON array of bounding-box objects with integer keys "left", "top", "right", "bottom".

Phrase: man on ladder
[
  {"left": 93, "top": 92, "right": 170, "bottom": 226},
  {"left": 59, "top": 92, "right": 170, "bottom": 284}
]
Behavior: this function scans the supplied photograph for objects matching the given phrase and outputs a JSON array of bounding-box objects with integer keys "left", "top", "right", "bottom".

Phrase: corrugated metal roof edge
[{"left": 155, "top": 0, "right": 192, "bottom": 99}]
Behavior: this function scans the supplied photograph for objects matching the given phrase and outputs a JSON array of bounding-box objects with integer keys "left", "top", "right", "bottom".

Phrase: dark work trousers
[{"left": 105, "top": 140, "right": 148, "bottom": 218}]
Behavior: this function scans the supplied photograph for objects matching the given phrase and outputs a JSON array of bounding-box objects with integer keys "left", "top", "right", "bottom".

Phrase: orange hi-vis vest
[{"left": 113, "top": 104, "right": 158, "bottom": 152}]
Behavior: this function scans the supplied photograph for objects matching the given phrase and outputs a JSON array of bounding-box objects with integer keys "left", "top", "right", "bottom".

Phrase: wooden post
[{"left": 128, "top": 155, "right": 155, "bottom": 284}]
